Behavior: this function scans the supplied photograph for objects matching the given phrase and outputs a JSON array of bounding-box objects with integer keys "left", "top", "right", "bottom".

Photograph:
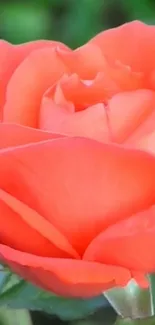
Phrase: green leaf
[
  {"left": 0, "top": 269, "right": 108, "bottom": 320},
  {"left": 148, "top": 273, "right": 155, "bottom": 315},
  {"left": 0, "top": 308, "right": 32, "bottom": 325},
  {"left": 104, "top": 279, "right": 151, "bottom": 319},
  {"left": 115, "top": 316, "right": 155, "bottom": 325}
]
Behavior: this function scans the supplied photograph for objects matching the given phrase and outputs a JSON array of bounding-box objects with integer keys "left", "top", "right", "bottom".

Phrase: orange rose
[{"left": 1, "top": 21, "right": 155, "bottom": 298}]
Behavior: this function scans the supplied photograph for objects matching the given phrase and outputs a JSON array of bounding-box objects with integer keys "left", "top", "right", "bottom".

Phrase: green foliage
[
  {"left": 0, "top": 308, "right": 32, "bottom": 325},
  {"left": 122, "top": 0, "right": 155, "bottom": 23},
  {"left": 0, "top": 270, "right": 108, "bottom": 321},
  {"left": 1, "top": 0, "right": 155, "bottom": 47}
]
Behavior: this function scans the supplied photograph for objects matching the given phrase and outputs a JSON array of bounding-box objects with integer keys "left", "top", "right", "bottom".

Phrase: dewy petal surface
[{"left": 0, "top": 138, "right": 155, "bottom": 255}]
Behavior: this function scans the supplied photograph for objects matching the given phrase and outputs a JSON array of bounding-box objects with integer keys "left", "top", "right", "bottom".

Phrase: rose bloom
[{"left": 0, "top": 20, "right": 155, "bottom": 298}]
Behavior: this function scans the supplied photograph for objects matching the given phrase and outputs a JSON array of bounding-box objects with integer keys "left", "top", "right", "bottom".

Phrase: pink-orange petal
[
  {"left": 3, "top": 47, "right": 70, "bottom": 127},
  {"left": 131, "top": 272, "right": 148, "bottom": 289},
  {"left": 132, "top": 131, "right": 155, "bottom": 154},
  {"left": 107, "top": 90, "right": 155, "bottom": 143},
  {"left": 58, "top": 42, "right": 143, "bottom": 90},
  {"left": 102, "top": 60, "right": 144, "bottom": 91},
  {"left": 125, "top": 107, "right": 155, "bottom": 148},
  {"left": 0, "top": 188, "right": 79, "bottom": 259},
  {"left": 16, "top": 39, "right": 70, "bottom": 56},
  {"left": 89, "top": 21, "right": 155, "bottom": 73},
  {"left": 84, "top": 206, "right": 155, "bottom": 273},
  {"left": 40, "top": 96, "right": 110, "bottom": 142},
  {"left": 53, "top": 73, "right": 120, "bottom": 110},
  {"left": 0, "top": 245, "right": 131, "bottom": 297},
  {"left": 57, "top": 47, "right": 143, "bottom": 93},
  {"left": 0, "top": 40, "right": 14, "bottom": 114},
  {"left": 0, "top": 138, "right": 155, "bottom": 256},
  {"left": 0, "top": 40, "right": 70, "bottom": 117},
  {"left": 57, "top": 43, "right": 106, "bottom": 79},
  {"left": 0, "top": 191, "right": 74, "bottom": 258},
  {"left": 0, "top": 123, "right": 65, "bottom": 149}
]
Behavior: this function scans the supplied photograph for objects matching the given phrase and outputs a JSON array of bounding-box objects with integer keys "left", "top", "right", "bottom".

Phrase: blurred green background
[
  {"left": 0, "top": 0, "right": 154, "bottom": 324},
  {"left": 0, "top": 0, "right": 155, "bottom": 48}
]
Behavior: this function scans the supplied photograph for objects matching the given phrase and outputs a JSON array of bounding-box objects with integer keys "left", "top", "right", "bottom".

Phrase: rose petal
[
  {"left": 0, "top": 123, "right": 65, "bottom": 149},
  {"left": 131, "top": 272, "right": 148, "bottom": 289},
  {"left": 0, "top": 245, "right": 131, "bottom": 297},
  {"left": 0, "top": 40, "right": 70, "bottom": 116},
  {"left": 125, "top": 108, "right": 155, "bottom": 148},
  {"left": 58, "top": 45, "right": 143, "bottom": 91},
  {"left": 0, "top": 188, "right": 79, "bottom": 259},
  {"left": 57, "top": 43, "right": 106, "bottom": 79},
  {"left": 0, "top": 193, "right": 74, "bottom": 258},
  {"left": 107, "top": 90, "right": 155, "bottom": 143},
  {"left": 103, "top": 60, "right": 144, "bottom": 91},
  {"left": 0, "top": 41, "right": 14, "bottom": 115},
  {"left": 0, "top": 199, "right": 55, "bottom": 257},
  {"left": 84, "top": 206, "right": 155, "bottom": 272},
  {"left": 0, "top": 138, "right": 155, "bottom": 256},
  {"left": 46, "top": 73, "right": 119, "bottom": 110},
  {"left": 16, "top": 40, "right": 70, "bottom": 56},
  {"left": 40, "top": 100, "right": 110, "bottom": 142},
  {"left": 132, "top": 131, "right": 155, "bottom": 154},
  {"left": 89, "top": 21, "right": 155, "bottom": 73},
  {"left": 3, "top": 47, "right": 70, "bottom": 127}
]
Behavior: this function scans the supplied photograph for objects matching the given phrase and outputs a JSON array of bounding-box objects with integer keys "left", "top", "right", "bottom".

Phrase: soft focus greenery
[{"left": 1, "top": 0, "right": 155, "bottom": 48}]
